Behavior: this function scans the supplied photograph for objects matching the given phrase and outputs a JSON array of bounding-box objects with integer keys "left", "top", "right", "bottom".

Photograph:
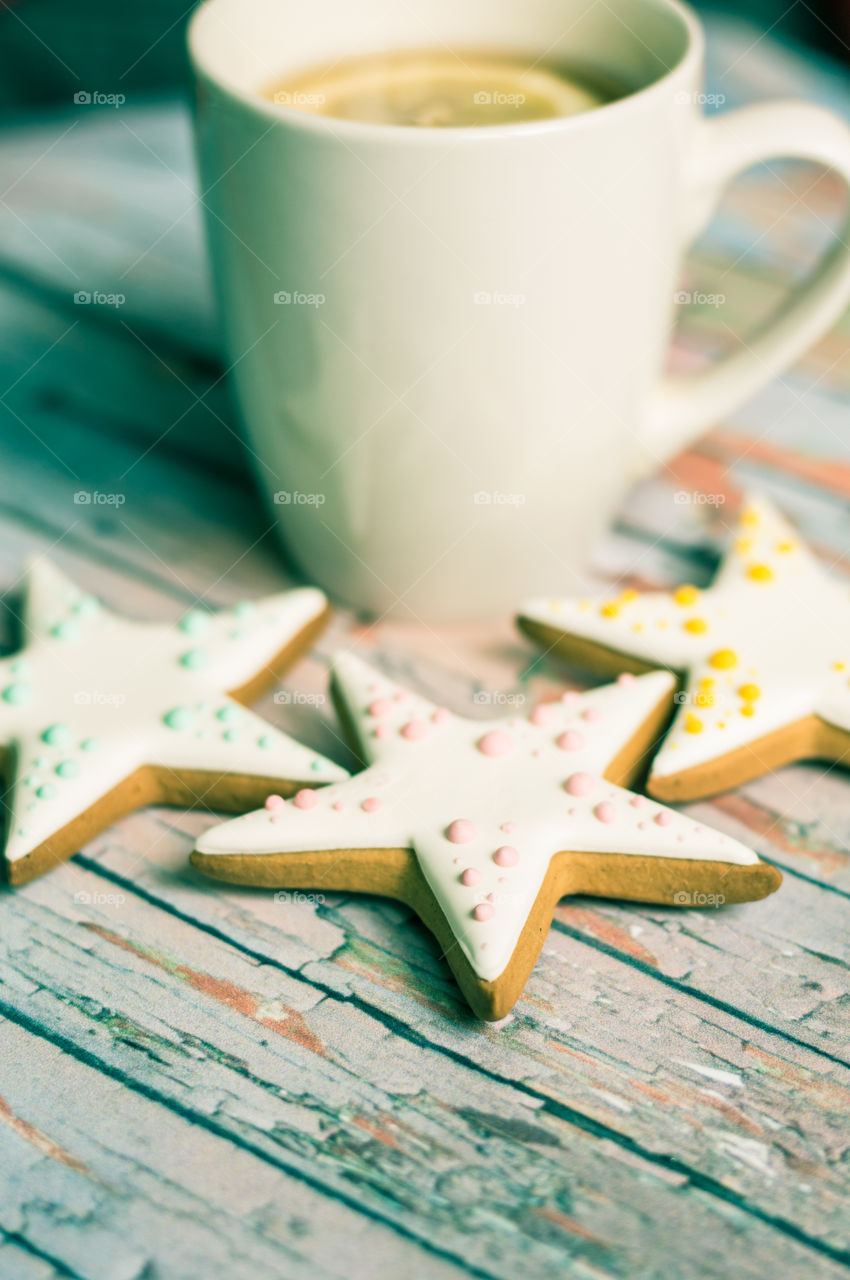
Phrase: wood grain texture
[{"left": 1, "top": 14, "right": 850, "bottom": 1280}]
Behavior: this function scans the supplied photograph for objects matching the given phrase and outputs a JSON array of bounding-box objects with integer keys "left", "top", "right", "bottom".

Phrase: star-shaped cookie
[
  {"left": 192, "top": 652, "right": 779, "bottom": 1020},
  {"left": 0, "top": 559, "right": 347, "bottom": 884},
  {"left": 518, "top": 494, "right": 850, "bottom": 801}
]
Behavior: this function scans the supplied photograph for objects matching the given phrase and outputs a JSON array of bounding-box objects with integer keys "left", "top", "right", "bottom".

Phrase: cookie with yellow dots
[{"left": 517, "top": 494, "right": 850, "bottom": 801}]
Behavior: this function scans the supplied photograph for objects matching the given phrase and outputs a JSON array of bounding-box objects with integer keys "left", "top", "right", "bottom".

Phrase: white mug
[{"left": 189, "top": 0, "right": 850, "bottom": 620}]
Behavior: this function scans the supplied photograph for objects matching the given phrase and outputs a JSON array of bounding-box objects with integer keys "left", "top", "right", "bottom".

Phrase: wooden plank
[
  {"left": 3, "top": 855, "right": 849, "bottom": 1272},
  {"left": 0, "top": 1018, "right": 466, "bottom": 1280}
]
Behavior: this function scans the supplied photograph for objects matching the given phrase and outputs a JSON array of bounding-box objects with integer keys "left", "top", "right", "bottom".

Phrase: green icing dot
[
  {"left": 179, "top": 648, "right": 209, "bottom": 671},
  {"left": 178, "top": 611, "right": 210, "bottom": 636},
  {"left": 72, "top": 595, "right": 99, "bottom": 618},
  {"left": 164, "top": 707, "right": 195, "bottom": 731},
  {"left": 56, "top": 760, "right": 80, "bottom": 779},
  {"left": 80, "top": 738, "right": 99, "bottom": 752},
  {"left": 216, "top": 705, "right": 241, "bottom": 725},
  {"left": 50, "top": 620, "right": 78, "bottom": 641},
  {"left": 233, "top": 601, "right": 254, "bottom": 619},
  {"left": 23, "top": 776, "right": 37, "bottom": 788},
  {"left": 2, "top": 683, "right": 31, "bottom": 705},
  {"left": 42, "top": 723, "right": 72, "bottom": 747},
  {"left": 17, "top": 827, "right": 29, "bottom": 838},
  {"left": 34, "top": 757, "right": 48, "bottom": 768},
  {"left": 36, "top": 783, "right": 56, "bottom": 800},
  {"left": 229, "top": 629, "right": 243, "bottom": 641},
  {"left": 258, "top": 735, "right": 273, "bottom": 750},
  {"left": 11, "top": 660, "right": 30, "bottom": 677},
  {"left": 222, "top": 729, "right": 239, "bottom": 743},
  {"left": 310, "top": 760, "right": 324, "bottom": 771}
]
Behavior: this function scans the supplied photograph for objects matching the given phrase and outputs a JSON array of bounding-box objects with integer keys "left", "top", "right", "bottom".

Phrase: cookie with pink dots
[
  {"left": 518, "top": 493, "right": 850, "bottom": 801},
  {"left": 192, "top": 651, "right": 779, "bottom": 1020},
  {"left": 0, "top": 559, "right": 347, "bottom": 884}
]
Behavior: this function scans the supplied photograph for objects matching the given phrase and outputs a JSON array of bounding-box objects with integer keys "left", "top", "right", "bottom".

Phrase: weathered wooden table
[{"left": 1, "top": 19, "right": 849, "bottom": 1280}]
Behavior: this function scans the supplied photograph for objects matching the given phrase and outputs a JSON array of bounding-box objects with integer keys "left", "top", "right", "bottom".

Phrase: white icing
[
  {"left": 520, "top": 493, "right": 850, "bottom": 782},
  {"left": 0, "top": 559, "right": 348, "bottom": 867},
  {"left": 196, "top": 652, "right": 758, "bottom": 983}
]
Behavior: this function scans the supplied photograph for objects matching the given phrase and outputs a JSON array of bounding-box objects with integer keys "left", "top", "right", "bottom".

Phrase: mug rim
[{"left": 188, "top": 0, "right": 704, "bottom": 144}]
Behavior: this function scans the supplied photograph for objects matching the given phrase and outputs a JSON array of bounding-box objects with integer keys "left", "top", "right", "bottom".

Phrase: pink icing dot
[
  {"left": 401, "top": 720, "right": 428, "bottom": 741},
  {"left": 561, "top": 690, "right": 580, "bottom": 706},
  {"left": 556, "top": 730, "right": 584, "bottom": 752},
  {"left": 332, "top": 800, "right": 344, "bottom": 812},
  {"left": 486, "top": 892, "right": 496, "bottom": 903},
  {"left": 617, "top": 672, "right": 636, "bottom": 687},
  {"left": 473, "top": 902, "right": 495, "bottom": 922},
  {"left": 369, "top": 698, "right": 393, "bottom": 718},
  {"left": 654, "top": 810, "right": 673, "bottom": 827},
  {"left": 446, "top": 819, "right": 476, "bottom": 844},
  {"left": 477, "top": 730, "right": 514, "bottom": 758},
  {"left": 375, "top": 724, "right": 391, "bottom": 739},
  {"left": 530, "top": 704, "right": 556, "bottom": 727},
  {"left": 568, "top": 807, "right": 578, "bottom": 816},
  {"left": 361, "top": 797, "right": 382, "bottom": 813},
  {"left": 677, "top": 834, "right": 686, "bottom": 842},
  {"left": 265, "top": 794, "right": 285, "bottom": 811},
  {"left": 394, "top": 691, "right": 409, "bottom": 703},
  {"left": 638, "top": 820, "right": 649, "bottom": 831},
  {"left": 630, "top": 795, "right": 649, "bottom": 809},
  {"left": 461, "top": 867, "right": 481, "bottom": 887},
  {"left": 500, "top": 821, "right": 517, "bottom": 834},
  {"left": 582, "top": 707, "right": 601, "bottom": 723},
  {"left": 565, "top": 772, "right": 594, "bottom": 797},
  {"left": 293, "top": 789, "right": 319, "bottom": 810},
  {"left": 493, "top": 846, "right": 519, "bottom": 867},
  {"left": 594, "top": 801, "right": 616, "bottom": 824},
  {"left": 432, "top": 708, "right": 451, "bottom": 725}
]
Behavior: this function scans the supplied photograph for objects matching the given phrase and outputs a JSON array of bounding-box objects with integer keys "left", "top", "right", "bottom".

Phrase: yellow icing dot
[
  {"left": 683, "top": 617, "right": 708, "bottom": 634},
  {"left": 741, "top": 704, "right": 756, "bottom": 717},
  {"left": 747, "top": 563, "right": 773, "bottom": 583},
  {"left": 696, "top": 692, "right": 714, "bottom": 708},
  {"left": 717, "top": 721, "right": 726, "bottom": 729},
  {"left": 619, "top": 589, "right": 638, "bottom": 604},
  {"left": 776, "top": 541, "right": 794, "bottom": 554},
  {"left": 736, "top": 538, "right": 753, "bottom": 555},
  {"left": 699, "top": 677, "right": 715, "bottom": 690},
  {"left": 600, "top": 601, "right": 620, "bottom": 618},
  {"left": 673, "top": 585, "right": 699, "bottom": 607},
  {"left": 684, "top": 714, "right": 704, "bottom": 734},
  {"left": 549, "top": 599, "right": 564, "bottom": 612},
  {"left": 633, "top": 623, "right": 644, "bottom": 633},
  {"left": 709, "top": 649, "right": 738, "bottom": 670},
  {"left": 738, "top": 683, "right": 760, "bottom": 701},
  {"left": 657, "top": 620, "right": 669, "bottom": 630},
  {"left": 741, "top": 508, "right": 760, "bottom": 527},
  {"left": 833, "top": 661, "right": 846, "bottom": 672},
  {"left": 579, "top": 599, "right": 591, "bottom": 612}
]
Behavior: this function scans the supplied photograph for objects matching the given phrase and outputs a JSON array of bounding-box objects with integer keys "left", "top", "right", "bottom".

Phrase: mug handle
[{"left": 640, "top": 101, "right": 850, "bottom": 468}]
